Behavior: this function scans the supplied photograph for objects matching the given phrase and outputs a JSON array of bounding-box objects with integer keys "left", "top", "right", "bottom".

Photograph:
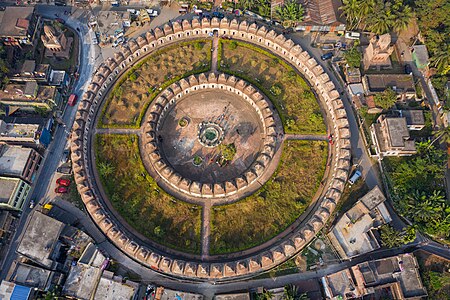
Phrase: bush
[
  {"left": 128, "top": 72, "right": 138, "bottom": 81},
  {"left": 194, "top": 41, "right": 204, "bottom": 50},
  {"left": 270, "top": 84, "right": 282, "bottom": 96},
  {"left": 229, "top": 41, "right": 238, "bottom": 50}
]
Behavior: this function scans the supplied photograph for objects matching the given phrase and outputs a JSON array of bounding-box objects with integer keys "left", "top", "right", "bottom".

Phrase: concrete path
[
  {"left": 201, "top": 202, "right": 212, "bottom": 259},
  {"left": 211, "top": 35, "right": 219, "bottom": 73},
  {"left": 285, "top": 134, "right": 328, "bottom": 141},
  {"left": 95, "top": 128, "right": 141, "bottom": 135}
]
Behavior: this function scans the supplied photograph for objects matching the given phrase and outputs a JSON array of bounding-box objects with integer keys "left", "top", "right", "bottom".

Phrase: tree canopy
[
  {"left": 275, "top": 0, "right": 305, "bottom": 28},
  {"left": 343, "top": 45, "right": 362, "bottom": 68},
  {"left": 373, "top": 87, "right": 397, "bottom": 110}
]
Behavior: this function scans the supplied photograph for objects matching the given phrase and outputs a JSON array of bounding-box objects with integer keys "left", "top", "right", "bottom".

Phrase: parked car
[
  {"left": 321, "top": 52, "right": 333, "bottom": 60},
  {"left": 212, "top": 11, "right": 224, "bottom": 18},
  {"left": 405, "top": 64, "right": 413, "bottom": 75},
  {"left": 68, "top": 94, "right": 78, "bottom": 106},
  {"left": 56, "top": 178, "right": 71, "bottom": 187},
  {"left": 348, "top": 170, "right": 362, "bottom": 185},
  {"left": 57, "top": 165, "right": 72, "bottom": 174},
  {"left": 55, "top": 186, "right": 69, "bottom": 193}
]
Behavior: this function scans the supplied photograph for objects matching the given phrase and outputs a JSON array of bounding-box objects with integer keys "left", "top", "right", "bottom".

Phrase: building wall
[{"left": 0, "top": 177, "right": 31, "bottom": 210}]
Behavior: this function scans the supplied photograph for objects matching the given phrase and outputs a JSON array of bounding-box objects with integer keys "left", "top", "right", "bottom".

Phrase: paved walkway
[
  {"left": 201, "top": 202, "right": 212, "bottom": 259},
  {"left": 285, "top": 134, "right": 328, "bottom": 141},
  {"left": 95, "top": 128, "right": 141, "bottom": 135},
  {"left": 211, "top": 35, "right": 219, "bottom": 73}
]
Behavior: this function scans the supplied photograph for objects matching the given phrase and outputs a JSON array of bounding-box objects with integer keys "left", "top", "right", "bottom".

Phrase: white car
[
  {"left": 29, "top": 200, "right": 35, "bottom": 209},
  {"left": 348, "top": 170, "right": 362, "bottom": 185}
]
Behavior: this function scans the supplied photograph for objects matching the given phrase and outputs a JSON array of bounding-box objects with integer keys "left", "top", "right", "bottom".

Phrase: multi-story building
[
  {"left": 0, "top": 143, "right": 42, "bottom": 183},
  {"left": 0, "top": 176, "right": 31, "bottom": 210},
  {"left": 371, "top": 115, "right": 417, "bottom": 157},
  {"left": 9, "top": 60, "right": 52, "bottom": 83},
  {"left": 363, "top": 74, "right": 417, "bottom": 103},
  {"left": 0, "top": 7, "right": 41, "bottom": 46},
  {"left": 363, "top": 34, "right": 394, "bottom": 70},
  {"left": 0, "top": 120, "right": 42, "bottom": 147},
  {"left": 0, "top": 82, "right": 62, "bottom": 113}
]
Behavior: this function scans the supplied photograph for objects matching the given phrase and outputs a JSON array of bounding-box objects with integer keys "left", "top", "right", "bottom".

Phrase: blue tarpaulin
[
  {"left": 11, "top": 285, "right": 31, "bottom": 300},
  {"left": 39, "top": 128, "right": 51, "bottom": 147}
]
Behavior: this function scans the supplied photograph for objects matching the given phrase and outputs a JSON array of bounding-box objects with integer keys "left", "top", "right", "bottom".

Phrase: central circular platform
[{"left": 141, "top": 74, "right": 282, "bottom": 200}]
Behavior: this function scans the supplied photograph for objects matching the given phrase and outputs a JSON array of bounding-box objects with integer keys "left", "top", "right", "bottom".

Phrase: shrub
[
  {"left": 229, "top": 40, "right": 238, "bottom": 50},
  {"left": 270, "top": 83, "right": 282, "bottom": 96},
  {"left": 128, "top": 72, "right": 138, "bottom": 81},
  {"left": 194, "top": 41, "right": 204, "bottom": 50}
]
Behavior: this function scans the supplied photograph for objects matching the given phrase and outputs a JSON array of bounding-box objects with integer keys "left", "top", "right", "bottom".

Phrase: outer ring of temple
[
  {"left": 71, "top": 18, "right": 352, "bottom": 281},
  {"left": 143, "top": 75, "right": 280, "bottom": 200}
]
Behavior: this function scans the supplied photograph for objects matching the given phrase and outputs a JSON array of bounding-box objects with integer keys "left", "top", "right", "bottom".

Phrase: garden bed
[
  {"left": 94, "top": 134, "right": 202, "bottom": 254},
  {"left": 99, "top": 40, "right": 211, "bottom": 128},
  {"left": 210, "top": 140, "right": 328, "bottom": 254},
  {"left": 219, "top": 40, "right": 326, "bottom": 134}
]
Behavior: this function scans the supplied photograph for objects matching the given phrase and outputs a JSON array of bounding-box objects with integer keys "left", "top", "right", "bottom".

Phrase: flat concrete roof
[
  {"left": 94, "top": 276, "right": 137, "bottom": 300},
  {"left": 359, "top": 185, "right": 385, "bottom": 210},
  {"left": 9, "top": 262, "right": 52, "bottom": 289},
  {"left": 402, "top": 110, "right": 425, "bottom": 126},
  {"left": 63, "top": 263, "right": 101, "bottom": 300},
  {"left": 0, "top": 177, "right": 19, "bottom": 204},
  {"left": 365, "top": 74, "right": 415, "bottom": 93},
  {"left": 384, "top": 117, "right": 411, "bottom": 148},
  {"left": 17, "top": 211, "right": 65, "bottom": 268},
  {"left": 159, "top": 288, "right": 204, "bottom": 300},
  {"left": 0, "top": 144, "right": 32, "bottom": 177},
  {"left": 0, "top": 7, "right": 35, "bottom": 38}
]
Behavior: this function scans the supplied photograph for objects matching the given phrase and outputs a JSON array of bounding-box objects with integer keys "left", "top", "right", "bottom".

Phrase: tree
[
  {"left": 339, "top": 0, "right": 361, "bottom": 30},
  {"left": 366, "top": 0, "right": 395, "bottom": 35},
  {"left": 432, "top": 125, "right": 450, "bottom": 145},
  {"left": 343, "top": 46, "right": 362, "bottom": 68},
  {"left": 276, "top": 0, "right": 305, "bottom": 28},
  {"left": 283, "top": 285, "right": 299, "bottom": 300},
  {"left": 380, "top": 225, "right": 416, "bottom": 247},
  {"left": 431, "top": 45, "right": 450, "bottom": 75},
  {"left": 238, "top": 0, "right": 256, "bottom": 11},
  {"left": 392, "top": 2, "right": 412, "bottom": 32},
  {"left": 98, "top": 161, "right": 115, "bottom": 177},
  {"left": 373, "top": 87, "right": 397, "bottom": 110}
]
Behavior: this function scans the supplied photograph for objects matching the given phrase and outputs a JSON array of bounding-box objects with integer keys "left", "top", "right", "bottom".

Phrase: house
[
  {"left": 17, "top": 211, "right": 66, "bottom": 269},
  {"left": 344, "top": 67, "right": 361, "bottom": 84},
  {"left": 0, "top": 7, "right": 41, "bottom": 46},
  {"left": 94, "top": 271, "right": 139, "bottom": 300},
  {"left": 0, "top": 176, "right": 31, "bottom": 210},
  {"left": 0, "top": 143, "right": 42, "bottom": 183},
  {"left": 327, "top": 186, "right": 392, "bottom": 259},
  {"left": 371, "top": 115, "right": 417, "bottom": 157},
  {"left": 0, "top": 280, "right": 35, "bottom": 300},
  {"left": 10, "top": 60, "right": 53, "bottom": 83},
  {"left": 8, "top": 261, "right": 63, "bottom": 291},
  {"left": 401, "top": 110, "right": 425, "bottom": 131},
  {"left": 321, "top": 254, "right": 427, "bottom": 299},
  {"left": 363, "top": 34, "right": 395, "bottom": 70},
  {"left": 0, "top": 82, "right": 62, "bottom": 113},
  {"left": 41, "top": 25, "right": 73, "bottom": 59},
  {"left": 295, "top": 0, "right": 346, "bottom": 32},
  {"left": 362, "top": 74, "right": 417, "bottom": 102},
  {"left": 156, "top": 287, "right": 204, "bottom": 300},
  {"left": 0, "top": 210, "right": 19, "bottom": 266}
]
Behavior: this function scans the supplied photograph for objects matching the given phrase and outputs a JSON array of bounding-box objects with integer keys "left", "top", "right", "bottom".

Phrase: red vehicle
[
  {"left": 55, "top": 186, "right": 69, "bottom": 193},
  {"left": 68, "top": 94, "right": 78, "bottom": 106},
  {"left": 56, "top": 178, "right": 71, "bottom": 187}
]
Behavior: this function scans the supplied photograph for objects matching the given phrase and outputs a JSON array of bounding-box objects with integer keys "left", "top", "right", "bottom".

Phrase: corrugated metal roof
[{"left": 11, "top": 285, "right": 31, "bottom": 300}]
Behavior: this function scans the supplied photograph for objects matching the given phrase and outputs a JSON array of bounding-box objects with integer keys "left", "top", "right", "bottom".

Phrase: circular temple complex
[
  {"left": 142, "top": 75, "right": 281, "bottom": 200},
  {"left": 71, "top": 17, "right": 352, "bottom": 281}
]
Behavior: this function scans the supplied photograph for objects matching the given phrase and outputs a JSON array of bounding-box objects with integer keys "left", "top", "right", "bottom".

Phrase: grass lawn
[
  {"left": 95, "top": 134, "right": 202, "bottom": 254},
  {"left": 210, "top": 140, "right": 328, "bottom": 255},
  {"left": 219, "top": 40, "right": 326, "bottom": 135},
  {"left": 100, "top": 40, "right": 211, "bottom": 128}
]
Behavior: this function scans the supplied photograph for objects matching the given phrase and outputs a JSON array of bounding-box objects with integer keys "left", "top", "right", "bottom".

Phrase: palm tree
[
  {"left": 366, "top": 3, "right": 394, "bottom": 35},
  {"left": 431, "top": 125, "right": 450, "bottom": 146},
  {"left": 98, "top": 161, "right": 115, "bottom": 177},
  {"left": 339, "top": 0, "right": 361, "bottom": 29},
  {"left": 431, "top": 45, "right": 450, "bottom": 74},
  {"left": 283, "top": 285, "right": 299, "bottom": 300},
  {"left": 238, "top": 0, "right": 256, "bottom": 11},
  {"left": 276, "top": 0, "right": 305, "bottom": 28},
  {"left": 392, "top": 4, "right": 412, "bottom": 32},
  {"left": 358, "top": 0, "right": 375, "bottom": 28}
]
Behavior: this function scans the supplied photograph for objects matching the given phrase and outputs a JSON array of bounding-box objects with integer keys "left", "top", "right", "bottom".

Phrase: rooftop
[
  {"left": 17, "top": 211, "right": 65, "bottom": 268},
  {"left": 0, "top": 83, "right": 57, "bottom": 101},
  {"left": 300, "top": 0, "right": 342, "bottom": 26},
  {"left": 9, "top": 262, "right": 52, "bottom": 290},
  {"left": 0, "top": 280, "right": 32, "bottom": 300},
  {"left": 412, "top": 45, "right": 429, "bottom": 67},
  {"left": 365, "top": 74, "right": 415, "bottom": 93},
  {"left": 0, "top": 7, "right": 35, "bottom": 38},
  {"left": 0, "top": 120, "right": 40, "bottom": 139},
  {"left": 63, "top": 263, "right": 101, "bottom": 300},
  {"left": 0, "top": 177, "right": 20, "bottom": 204},
  {"left": 214, "top": 293, "right": 250, "bottom": 300},
  {"left": 158, "top": 287, "right": 204, "bottom": 300},
  {"left": 324, "top": 269, "right": 362, "bottom": 298},
  {"left": 328, "top": 186, "right": 391, "bottom": 259},
  {"left": 21, "top": 60, "right": 36, "bottom": 74},
  {"left": 94, "top": 271, "right": 138, "bottom": 300},
  {"left": 0, "top": 144, "right": 33, "bottom": 177},
  {"left": 49, "top": 70, "right": 66, "bottom": 86},
  {"left": 402, "top": 110, "right": 425, "bottom": 126}
]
